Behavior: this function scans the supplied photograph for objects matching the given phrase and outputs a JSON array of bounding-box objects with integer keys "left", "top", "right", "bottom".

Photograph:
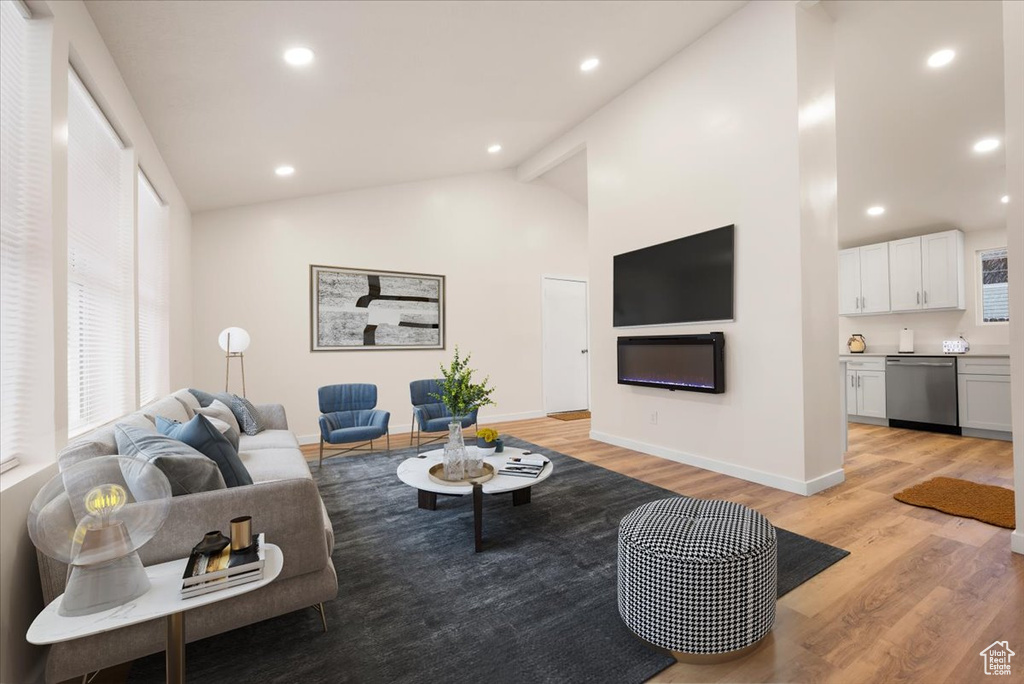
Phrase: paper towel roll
[{"left": 899, "top": 328, "right": 914, "bottom": 353}]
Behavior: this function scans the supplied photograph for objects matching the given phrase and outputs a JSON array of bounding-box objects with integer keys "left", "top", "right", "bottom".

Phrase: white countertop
[{"left": 840, "top": 345, "right": 1010, "bottom": 358}]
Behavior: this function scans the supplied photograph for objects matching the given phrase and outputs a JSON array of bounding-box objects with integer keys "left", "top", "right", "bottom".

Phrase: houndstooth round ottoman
[{"left": 617, "top": 497, "right": 777, "bottom": 661}]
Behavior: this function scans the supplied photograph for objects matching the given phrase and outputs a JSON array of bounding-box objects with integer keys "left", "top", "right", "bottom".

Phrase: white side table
[{"left": 27, "top": 543, "right": 283, "bottom": 684}]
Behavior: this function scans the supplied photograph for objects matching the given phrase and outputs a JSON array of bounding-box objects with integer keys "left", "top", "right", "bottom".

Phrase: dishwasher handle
[{"left": 886, "top": 358, "right": 955, "bottom": 367}]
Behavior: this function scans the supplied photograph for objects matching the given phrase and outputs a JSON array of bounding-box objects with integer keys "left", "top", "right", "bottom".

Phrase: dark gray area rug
[{"left": 128, "top": 437, "right": 848, "bottom": 684}]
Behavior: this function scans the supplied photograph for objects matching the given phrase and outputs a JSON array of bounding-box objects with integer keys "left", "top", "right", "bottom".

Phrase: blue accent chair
[
  {"left": 409, "top": 379, "right": 478, "bottom": 452},
  {"left": 318, "top": 384, "right": 390, "bottom": 466}
]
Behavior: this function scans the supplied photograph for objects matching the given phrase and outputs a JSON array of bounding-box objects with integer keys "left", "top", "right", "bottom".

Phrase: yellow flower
[{"left": 477, "top": 428, "right": 499, "bottom": 442}]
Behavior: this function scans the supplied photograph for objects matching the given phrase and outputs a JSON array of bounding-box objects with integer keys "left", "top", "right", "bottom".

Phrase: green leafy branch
[{"left": 429, "top": 346, "right": 496, "bottom": 418}]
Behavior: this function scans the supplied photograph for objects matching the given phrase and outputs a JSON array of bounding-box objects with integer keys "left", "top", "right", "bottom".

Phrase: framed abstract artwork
[{"left": 310, "top": 265, "right": 445, "bottom": 351}]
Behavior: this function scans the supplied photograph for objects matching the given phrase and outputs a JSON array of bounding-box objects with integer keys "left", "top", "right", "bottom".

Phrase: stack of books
[
  {"left": 181, "top": 533, "right": 265, "bottom": 599},
  {"left": 498, "top": 454, "right": 548, "bottom": 478}
]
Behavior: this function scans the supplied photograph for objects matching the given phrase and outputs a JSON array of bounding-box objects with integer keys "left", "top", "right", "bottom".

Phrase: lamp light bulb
[{"left": 85, "top": 484, "right": 127, "bottom": 524}]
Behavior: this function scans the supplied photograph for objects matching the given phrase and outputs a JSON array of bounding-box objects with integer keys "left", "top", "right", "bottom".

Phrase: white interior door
[{"left": 543, "top": 278, "right": 589, "bottom": 413}]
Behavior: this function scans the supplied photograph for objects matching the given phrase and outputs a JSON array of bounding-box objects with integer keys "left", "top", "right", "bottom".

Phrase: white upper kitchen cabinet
[
  {"left": 889, "top": 236, "right": 923, "bottom": 311},
  {"left": 838, "top": 244, "right": 890, "bottom": 316},
  {"left": 921, "top": 230, "right": 965, "bottom": 309},
  {"left": 839, "top": 249, "right": 862, "bottom": 315},
  {"left": 859, "top": 243, "right": 890, "bottom": 314}
]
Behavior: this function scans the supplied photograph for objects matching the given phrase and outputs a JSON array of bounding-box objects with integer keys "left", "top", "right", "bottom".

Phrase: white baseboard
[
  {"left": 1012, "top": 530, "right": 1024, "bottom": 556},
  {"left": 297, "top": 409, "right": 547, "bottom": 446},
  {"left": 589, "top": 430, "right": 845, "bottom": 496}
]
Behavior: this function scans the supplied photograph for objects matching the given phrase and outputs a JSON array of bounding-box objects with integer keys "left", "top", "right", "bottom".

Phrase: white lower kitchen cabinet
[
  {"left": 958, "top": 373, "right": 1012, "bottom": 434},
  {"left": 843, "top": 356, "right": 886, "bottom": 422},
  {"left": 856, "top": 370, "right": 887, "bottom": 418}
]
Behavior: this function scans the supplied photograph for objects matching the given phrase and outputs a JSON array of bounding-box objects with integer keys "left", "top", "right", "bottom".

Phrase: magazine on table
[
  {"left": 181, "top": 569, "right": 262, "bottom": 599},
  {"left": 182, "top": 533, "right": 265, "bottom": 589},
  {"left": 498, "top": 454, "right": 549, "bottom": 478}
]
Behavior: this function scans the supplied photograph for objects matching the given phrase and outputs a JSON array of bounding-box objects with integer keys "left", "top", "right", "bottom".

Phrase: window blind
[
  {"left": 137, "top": 171, "right": 170, "bottom": 405},
  {"left": 67, "top": 68, "right": 135, "bottom": 435},
  {"left": 1, "top": 1, "right": 52, "bottom": 472}
]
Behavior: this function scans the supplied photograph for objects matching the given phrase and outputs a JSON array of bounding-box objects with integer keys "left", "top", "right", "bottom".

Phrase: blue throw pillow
[{"left": 156, "top": 414, "right": 253, "bottom": 488}]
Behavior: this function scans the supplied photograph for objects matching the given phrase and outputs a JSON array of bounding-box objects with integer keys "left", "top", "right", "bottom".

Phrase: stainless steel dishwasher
[{"left": 885, "top": 356, "right": 958, "bottom": 427}]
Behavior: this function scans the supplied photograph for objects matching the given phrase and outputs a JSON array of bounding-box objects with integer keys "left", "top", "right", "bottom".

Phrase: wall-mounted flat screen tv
[
  {"left": 617, "top": 333, "right": 725, "bottom": 394},
  {"left": 613, "top": 225, "right": 734, "bottom": 327}
]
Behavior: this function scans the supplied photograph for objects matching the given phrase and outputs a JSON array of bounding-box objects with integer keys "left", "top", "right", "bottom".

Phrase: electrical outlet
[{"left": 649, "top": 411, "right": 658, "bottom": 425}]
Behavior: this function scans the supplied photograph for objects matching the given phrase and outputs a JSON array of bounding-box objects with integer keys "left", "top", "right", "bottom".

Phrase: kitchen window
[{"left": 978, "top": 248, "right": 1008, "bottom": 324}]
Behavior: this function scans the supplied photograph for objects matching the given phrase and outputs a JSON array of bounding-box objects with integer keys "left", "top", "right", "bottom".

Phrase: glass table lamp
[{"left": 28, "top": 456, "right": 172, "bottom": 616}]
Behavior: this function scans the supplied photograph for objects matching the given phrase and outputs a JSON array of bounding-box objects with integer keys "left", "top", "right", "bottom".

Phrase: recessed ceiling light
[
  {"left": 973, "top": 137, "right": 1001, "bottom": 153},
  {"left": 1002, "top": 195, "right": 1010, "bottom": 204},
  {"left": 927, "top": 49, "right": 955, "bottom": 68},
  {"left": 866, "top": 205, "right": 885, "bottom": 217},
  {"left": 274, "top": 165, "right": 295, "bottom": 177},
  {"left": 580, "top": 57, "right": 600, "bottom": 72},
  {"left": 487, "top": 144, "right": 502, "bottom": 154},
  {"left": 283, "top": 47, "right": 314, "bottom": 66}
]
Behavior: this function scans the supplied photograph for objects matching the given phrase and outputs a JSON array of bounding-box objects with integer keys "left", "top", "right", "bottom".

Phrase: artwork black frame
[{"left": 310, "top": 265, "right": 446, "bottom": 351}]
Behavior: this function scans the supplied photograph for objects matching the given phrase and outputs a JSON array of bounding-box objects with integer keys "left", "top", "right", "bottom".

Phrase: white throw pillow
[{"left": 196, "top": 399, "right": 241, "bottom": 435}]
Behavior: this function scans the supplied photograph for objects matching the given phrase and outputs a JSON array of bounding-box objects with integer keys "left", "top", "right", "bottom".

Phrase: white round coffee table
[{"left": 397, "top": 446, "right": 553, "bottom": 552}]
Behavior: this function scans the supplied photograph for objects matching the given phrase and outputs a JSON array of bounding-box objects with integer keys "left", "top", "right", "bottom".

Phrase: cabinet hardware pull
[
  {"left": 923, "top": 291, "right": 927, "bottom": 304},
  {"left": 851, "top": 375, "right": 855, "bottom": 387},
  {"left": 916, "top": 291, "right": 920, "bottom": 304},
  {"left": 854, "top": 297, "right": 859, "bottom": 310},
  {"left": 862, "top": 296, "right": 866, "bottom": 309},
  {"left": 857, "top": 375, "right": 861, "bottom": 387}
]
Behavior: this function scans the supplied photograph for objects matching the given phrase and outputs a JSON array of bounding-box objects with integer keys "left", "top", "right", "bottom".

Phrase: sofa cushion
[
  {"left": 196, "top": 399, "right": 241, "bottom": 435},
  {"left": 139, "top": 395, "right": 190, "bottom": 424},
  {"left": 115, "top": 424, "right": 226, "bottom": 496},
  {"left": 239, "top": 447, "right": 312, "bottom": 483},
  {"left": 239, "top": 429, "right": 299, "bottom": 451},
  {"left": 156, "top": 415, "right": 253, "bottom": 488}
]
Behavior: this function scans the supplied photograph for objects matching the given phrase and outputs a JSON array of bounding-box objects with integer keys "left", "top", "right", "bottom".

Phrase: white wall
[
  {"left": 837, "top": 227, "right": 1010, "bottom": 352},
  {"left": 0, "top": 2, "right": 193, "bottom": 681},
  {"left": 519, "top": 1, "right": 843, "bottom": 494},
  {"left": 1003, "top": 0, "right": 1024, "bottom": 555},
  {"left": 191, "top": 171, "right": 587, "bottom": 442}
]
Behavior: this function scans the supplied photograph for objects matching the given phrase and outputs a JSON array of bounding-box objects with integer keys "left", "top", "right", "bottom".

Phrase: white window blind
[
  {"left": 67, "top": 68, "right": 135, "bottom": 435},
  {"left": 1, "top": 0, "right": 52, "bottom": 472},
  {"left": 137, "top": 171, "right": 170, "bottom": 405}
]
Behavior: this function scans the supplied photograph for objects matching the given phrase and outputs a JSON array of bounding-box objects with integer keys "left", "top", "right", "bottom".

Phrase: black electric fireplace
[{"left": 617, "top": 333, "right": 725, "bottom": 394}]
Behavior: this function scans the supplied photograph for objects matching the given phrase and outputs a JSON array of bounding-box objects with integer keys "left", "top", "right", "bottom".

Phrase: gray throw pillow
[
  {"left": 188, "top": 388, "right": 218, "bottom": 408},
  {"left": 114, "top": 424, "right": 226, "bottom": 496},
  {"left": 196, "top": 399, "right": 241, "bottom": 435},
  {"left": 214, "top": 393, "right": 265, "bottom": 436},
  {"left": 156, "top": 415, "right": 253, "bottom": 488}
]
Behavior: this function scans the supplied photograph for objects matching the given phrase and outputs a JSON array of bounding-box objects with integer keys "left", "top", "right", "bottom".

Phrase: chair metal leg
[
  {"left": 410, "top": 412, "right": 416, "bottom": 446},
  {"left": 370, "top": 439, "right": 374, "bottom": 451},
  {"left": 386, "top": 430, "right": 391, "bottom": 454},
  {"left": 319, "top": 438, "right": 324, "bottom": 468}
]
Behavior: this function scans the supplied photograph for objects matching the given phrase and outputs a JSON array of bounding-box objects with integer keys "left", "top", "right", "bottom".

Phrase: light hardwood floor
[
  {"left": 309, "top": 418, "right": 1021, "bottom": 684},
  {"left": 87, "top": 419, "right": 1020, "bottom": 684}
]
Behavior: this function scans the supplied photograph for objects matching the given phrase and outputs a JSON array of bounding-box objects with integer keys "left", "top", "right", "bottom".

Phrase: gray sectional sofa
[{"left": 36, "top": 389, "right": 338, "bottom": 683}]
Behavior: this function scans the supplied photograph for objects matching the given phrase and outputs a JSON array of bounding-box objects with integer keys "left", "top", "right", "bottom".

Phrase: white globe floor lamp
[{"left": 219, "top": 326, "right": 250, "bottom": 397}]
